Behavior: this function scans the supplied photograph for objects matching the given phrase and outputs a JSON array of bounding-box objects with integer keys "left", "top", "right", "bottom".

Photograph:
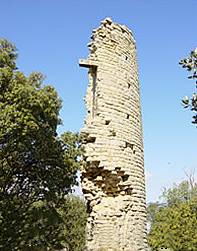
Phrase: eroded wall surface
[{"left": 79, "top": 18, "right": 147, "bottom": 251}]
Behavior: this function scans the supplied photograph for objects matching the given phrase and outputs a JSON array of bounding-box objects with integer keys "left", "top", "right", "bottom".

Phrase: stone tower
[{"left": 79, "top": 18, "right": 147, "bottom": 251}]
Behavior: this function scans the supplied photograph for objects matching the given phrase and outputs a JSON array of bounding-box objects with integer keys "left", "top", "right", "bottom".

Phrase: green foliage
[
  {"left": 0, "top": 196, "right": 87, "bottom": 251},
  {"left": 0, "top": 38, "right": 17, "bottom": 69},
  {"left": 98, "top": 248, "right": 118, "bottom": 251},
  {"left": 148, "top": 200, "right": 197, "bottom": 251},
  {"left": 147, "top": 179, "right": 197, "bottom": 251},
  {"left": 147, "top": 202, "right": 161, "bottom": 225},
  {"left": 161, "top": 179, "right": 197, "bottom": 206},
  {"left": 59, "top": 196, "right": 87, "bottom": 251},
  {"left": 179, "top": 49, "right": 197, "bottom": 124},
  {"left": 0, "top": 199, "right": 64, "bottom": 250},
  {"left": 0, "top": 39, "right": 86, "bottom": 250},
  {"left": 61, "top": 131, "right": 84, "bottom": 174}
]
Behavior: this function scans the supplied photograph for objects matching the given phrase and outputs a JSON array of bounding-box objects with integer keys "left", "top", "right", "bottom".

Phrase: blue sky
[{"left": 1, "top": 0, "right": 197, "bottom": 202}]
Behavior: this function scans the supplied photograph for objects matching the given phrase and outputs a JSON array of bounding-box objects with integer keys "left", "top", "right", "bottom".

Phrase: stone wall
[{"left": 79, "top": 17, "right": 147, "bottom": 251}]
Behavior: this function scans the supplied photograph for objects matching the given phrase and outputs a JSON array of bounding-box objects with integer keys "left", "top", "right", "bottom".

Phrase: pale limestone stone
[{"left": 79, "top": 17, "right": 148, "bottom": 251}]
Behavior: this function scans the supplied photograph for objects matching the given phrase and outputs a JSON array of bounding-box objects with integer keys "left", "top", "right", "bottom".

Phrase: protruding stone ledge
[{"left": 79, "top": 59, "right": 98, "bottom": 68}]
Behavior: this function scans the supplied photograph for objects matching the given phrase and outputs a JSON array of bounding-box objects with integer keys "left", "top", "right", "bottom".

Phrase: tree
[
  {"left": 147, "top": 178, "right": 197, "bottom": 251},
  {"left": 147, "top": 202, "right": 161, "bottom": 227},
  {"left": 179, "top": 48, "right": 197, "bottom": 124},
  {"left": 59, "top": 196, "right": 87, "bottom": 251},
  {"left": 0, "top": 39, "right": 86, "bottom": 250}
]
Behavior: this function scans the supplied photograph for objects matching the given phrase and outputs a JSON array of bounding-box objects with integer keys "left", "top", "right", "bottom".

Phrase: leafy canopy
[
  {"left": 180, "top": 49, "right": 197, "bottom": 124},
  {"left": 147, "top": 177, "right": 197, "bottom": 251},
  {"left": 0, "top": 39, "right": 86, "bottom": 250}
]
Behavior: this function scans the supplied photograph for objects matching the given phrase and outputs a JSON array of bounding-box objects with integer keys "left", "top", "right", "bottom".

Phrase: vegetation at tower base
[
  {"left": 147, "top": 177, "right": 197, "bottom": 251},
  {"left": 179, "top": 48, "right": 197, "bottom": 124},
  {"left": 0, "top": 39, "right": 87, "bottom": 251},
  {"left": 59, "top": 195, "right": 87, "bottom": 251}
]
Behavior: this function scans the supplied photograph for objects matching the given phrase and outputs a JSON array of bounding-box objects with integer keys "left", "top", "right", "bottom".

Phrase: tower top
[
  {"left": 79, "top": 17, "right": 135, "bottom": 69},
  {"left": 99, "top": 17, "right": 133, "bottom": 35}
]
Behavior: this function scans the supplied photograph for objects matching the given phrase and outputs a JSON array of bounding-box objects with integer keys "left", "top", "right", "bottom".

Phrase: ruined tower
[{"left": 79, "top": 18, "right": 147, "bottom": 251}]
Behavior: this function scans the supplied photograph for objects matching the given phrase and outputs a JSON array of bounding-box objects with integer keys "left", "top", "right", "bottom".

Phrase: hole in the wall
[
  {"left": 91, "top": 160, "right": 100, "bottom": 167},
  {"left": 105, "top": 120, "right": 111, "bottom": 125},
  {"left": 112, "top": 131, "right": 116, "bottom": 136},
  {"left": 122, "top": 174, "right": 129, "bottom": 182},
  {"left": 118, "top": 170, "right": 125, "bottom": 176},
  {"left": 121, "top": 27, "right": 126, "bottom": 34},
  {"left": 115, "top": 167, "right": 121, "bottom": 171},
  {"left": 125, "top": 188, "right": 133, "bottom": 195},
  {"left": 86, "top": 136, "right": 96, "bottom": 143},
  {"left": 126, "top": 114, "right": 130, "bottom": 119},
  {"left": 83, "top": 156, "right": 88, "bottom": 161},
  {"left": 83, "top": 161, "right": 101, "bottom": 179},
  {"left": 86, "top": 201, "right": 92, "bottom": 214},
  {"left": 128, "top": 83, "right": 131, "bottom": 88},
  {"left": 125, "top": 56, "right": 128, "bottom": 60},
  {"left": 125, "top": 142, "right": 134, "bottom": 149},
  {"left": 109, "top": 129, "right": 116, "bottom": 136}
]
